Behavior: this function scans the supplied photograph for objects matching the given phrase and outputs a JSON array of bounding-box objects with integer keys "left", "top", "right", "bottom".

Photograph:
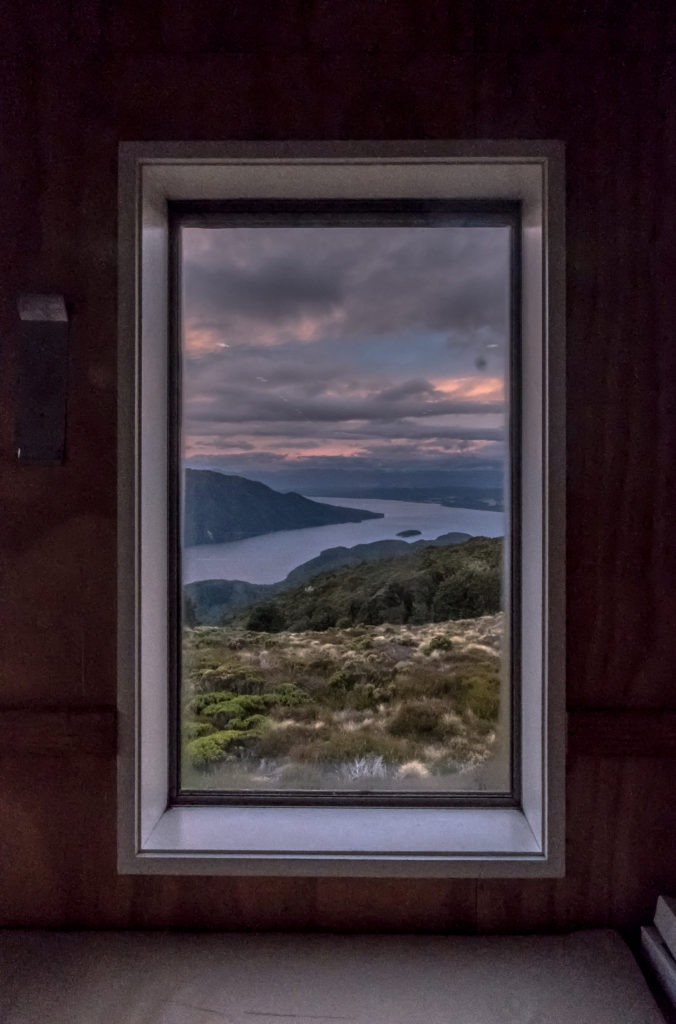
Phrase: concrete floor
[{"left": 0, "top": 929, "right": 665, "bottom": 1024}]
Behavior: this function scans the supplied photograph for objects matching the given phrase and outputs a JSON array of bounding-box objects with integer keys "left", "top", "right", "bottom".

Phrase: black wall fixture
[{"left": 16, "top": 293, "right": 69, "bottom": 465}]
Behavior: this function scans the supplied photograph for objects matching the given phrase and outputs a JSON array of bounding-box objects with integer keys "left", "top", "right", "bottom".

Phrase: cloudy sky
[{"left": 181, "top": 222, "right": 510, "bottom": 493}]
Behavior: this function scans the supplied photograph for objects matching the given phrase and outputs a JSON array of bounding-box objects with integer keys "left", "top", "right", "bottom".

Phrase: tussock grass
[{"left": 182, "top": 614, "right": 504, "bottom": 788}]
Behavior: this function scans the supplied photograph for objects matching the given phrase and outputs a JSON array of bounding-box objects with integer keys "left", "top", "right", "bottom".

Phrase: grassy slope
[{"left": 181, "top": 614, "right": 505, "bottom": 791}]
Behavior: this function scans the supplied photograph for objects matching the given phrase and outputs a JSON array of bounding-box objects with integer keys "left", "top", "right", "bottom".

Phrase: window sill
[{"left": 122, "top": 804, "right": 557, "bottom": 877}]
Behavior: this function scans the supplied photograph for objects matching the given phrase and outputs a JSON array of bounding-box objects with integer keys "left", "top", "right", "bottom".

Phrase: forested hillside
[
  {"left": 184, "top": 531, "right": 472, "bottom": 625},
  {"left": 236, "top": 536, "right": 502, "bottom": 632}
]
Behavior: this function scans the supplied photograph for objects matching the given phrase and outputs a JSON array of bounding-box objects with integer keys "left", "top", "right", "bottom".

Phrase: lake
[{"left": 183, "top": 496, "right": 504, "bottom": 585}]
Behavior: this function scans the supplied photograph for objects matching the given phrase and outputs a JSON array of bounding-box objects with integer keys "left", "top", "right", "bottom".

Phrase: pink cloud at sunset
[{"left": 179, "top": 217, "right": 512, "bottom": 492}]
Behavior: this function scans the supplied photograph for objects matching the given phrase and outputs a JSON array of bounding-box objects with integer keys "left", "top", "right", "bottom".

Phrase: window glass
[{"left": 175, "top": 203, "right": 516, "bottom": 798}]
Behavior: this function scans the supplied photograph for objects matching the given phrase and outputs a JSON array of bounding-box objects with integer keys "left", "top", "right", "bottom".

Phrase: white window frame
[{"left": 117, "top": 141, "right": 565, "bottom": 877}]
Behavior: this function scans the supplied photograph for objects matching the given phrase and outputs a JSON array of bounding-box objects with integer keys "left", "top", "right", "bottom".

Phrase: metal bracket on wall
[{"left": 16, "top": 293, "right": 69, "bottom": 465}]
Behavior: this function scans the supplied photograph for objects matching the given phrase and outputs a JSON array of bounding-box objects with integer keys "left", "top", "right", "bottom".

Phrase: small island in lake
[{"left": 396, "top": 529, "right": 422, "bottom": 538}]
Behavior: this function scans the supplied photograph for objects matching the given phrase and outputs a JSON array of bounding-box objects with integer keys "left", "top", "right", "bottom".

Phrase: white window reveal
[{"left": 117, "top": 142, "right": 566, "bottom": 876}]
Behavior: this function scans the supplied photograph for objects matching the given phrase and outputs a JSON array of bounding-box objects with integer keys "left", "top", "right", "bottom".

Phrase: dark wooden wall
[{"left": 1, "top": 0, "right": 675, "bottom": 931}]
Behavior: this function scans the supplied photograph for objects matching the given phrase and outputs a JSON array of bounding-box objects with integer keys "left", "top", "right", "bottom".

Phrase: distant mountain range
[
  {"left": 183, "top": 469, "right": 383, "bottom": 547},
  {"left": 184, "top": 459, "right": 504, "bottom": 495},
  {"left": 184, "top": 531, "right": 472, "bottom": 625},
  {"left": 300, "top": 485, "right": 505, "bottom": 512}
]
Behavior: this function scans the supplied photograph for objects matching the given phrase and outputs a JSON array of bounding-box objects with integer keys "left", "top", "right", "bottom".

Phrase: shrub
[
  {"left": 186, "top": 730, "right": 242, "bottom": 770},
  {"left": 431, "top": 563, "right": 501, "bottom": 620},
  {"left": 388, "top": 699, "right": 450, "bottom": 741},
  {"left": 309, "top": 608, "right": 337, "bottom": 631},
  {"left": 247, "top": 603, "right": 287, "bottom": 632},
  {"left": 349, "top": 683, "right": 380, "bottom": 711},
  {"left": 283, "top": 701, "right": 321, "bottom": 723},
  {"left": 187, "top": 690, "right": 236, "bottom": 715},
  {"left": 396, "top": 666, "right": 467, "bottom": 700},
  {"left": 425, "top": 634, "right": 454, "bottom": 654},
  {"left": 183, "top": 720, "right": 215, "bottom": 741},
  {"left": 338, "top": 755, "right": 387, "bottom": 782},
  {"left": 303, "top": 655, "right": 335, "bottom": 673},
  {"left": 295, "top": 728, "right": 414, "bottom": 766},
  {"left": 328, "top": 667, "right": 358, "bottom": 692},
  {"left": 192, "top": 664, "right": 266, "bottom": 695},
  {"left": 219, "top": 667, "right": 267, "bottom": 695},
  {"left": 465, "top": 678, "right": 500, "bottom": 722},
  {"left": 201, "top": 694, "right": 270, "bottom": 729},
  {"left": 255, "top": 722, "right": 327, "bottom": 758},
  {"left": 266, "top": 682, "right": 310, "bottom": 708},
  {"left": 452, "top": 663, "right": 500, "bottom": 722}
]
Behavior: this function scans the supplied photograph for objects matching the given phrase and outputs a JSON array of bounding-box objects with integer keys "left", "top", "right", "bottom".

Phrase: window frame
[
  {"left": 170, "top": 197, "right": 521, "bottom": 808},
  {"left": 117, "top": 141, "right": 565, "bottom": 877}
]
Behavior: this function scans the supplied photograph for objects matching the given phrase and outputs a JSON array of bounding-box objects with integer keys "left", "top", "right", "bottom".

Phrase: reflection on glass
[{"left": 178, "top": 217, "right": 512, "bottom": 795}]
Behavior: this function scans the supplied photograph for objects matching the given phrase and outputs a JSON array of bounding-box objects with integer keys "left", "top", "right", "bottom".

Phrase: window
[
  {"left": 118, "top": 142, "right": 565, "bottom": 875},
  {"left": 174, "top": 199, "right": 517, "bottom": 803}
]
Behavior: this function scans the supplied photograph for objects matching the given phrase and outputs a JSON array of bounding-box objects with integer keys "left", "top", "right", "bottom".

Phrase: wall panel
[{"left": 1, "top": 0, "right": 674, "bottom": 931}]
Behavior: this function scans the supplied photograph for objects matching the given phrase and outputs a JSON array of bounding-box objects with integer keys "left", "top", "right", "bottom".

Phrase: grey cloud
[
  {"left": 183, "top": 225, "right": 510, "bottom": 345},
  {"left": 182, "top": 224, "right": 510, "bottom": 470},
  {"left": 187, "top": 449, "right": 504, "bottom": 476},
  {"left": 184, "top": 255, "right": 343, "bottom": 326},
  {"left": 186, "top": 388, "right": 504, "bottom": 424},
  {"left": 187, "top": 415, "right": 503, "bottom": 444},
  {"left": 377, "top": 379, "right": 436, "bottom": 401}
]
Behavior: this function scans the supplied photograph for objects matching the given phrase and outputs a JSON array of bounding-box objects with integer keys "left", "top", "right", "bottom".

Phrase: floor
[{"left": 0, "top": 929, "right": 665, "bottom": 1024}]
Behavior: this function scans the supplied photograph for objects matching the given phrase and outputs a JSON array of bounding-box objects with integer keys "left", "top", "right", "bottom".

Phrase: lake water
[{"left": 183, "top": 497, "right": 504, "bottom": 585}]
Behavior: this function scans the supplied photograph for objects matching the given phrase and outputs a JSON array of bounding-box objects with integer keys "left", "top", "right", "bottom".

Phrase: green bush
[
  {"left": 187, "top": 689, "right": 237, "bottom": 715},
  {"left": 182, "top": 720, "right": 216, "bottom": 741},
  {"left": 328, "top": 667, "right": 358, "bottom": 692},
  {"left": 201, "top": 694, "right": 270, "bottom": 729},
  {"left": 231, "top": 713, "right": 268, "bottom": 732},
  {"left": 185, "top": 730, "right": 242, "bottom": 770},
  {"left": 266, "top": 682, "right": 310, "bottom": 707}
]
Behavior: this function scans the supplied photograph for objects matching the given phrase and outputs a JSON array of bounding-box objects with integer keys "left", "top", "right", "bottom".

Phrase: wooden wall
[{"left": 1, "top": 0, "right": 675, "bottom": 931}]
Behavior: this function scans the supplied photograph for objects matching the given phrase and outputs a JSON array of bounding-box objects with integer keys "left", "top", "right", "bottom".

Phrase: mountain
[
  {"left": 183, "top": 469, "right": 383, "bottom": 547},
  {"left": 184, "top": 531, "right": 472, "bottom": 625}
]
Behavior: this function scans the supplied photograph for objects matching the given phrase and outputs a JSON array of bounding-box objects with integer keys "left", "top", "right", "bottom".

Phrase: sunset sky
[{"left": 181, "top": 223, "right": 510, "bottom": 493}]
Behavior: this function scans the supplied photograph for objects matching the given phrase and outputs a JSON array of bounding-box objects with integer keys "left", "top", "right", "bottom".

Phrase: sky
[{"left": 181, "top": 223, "right": 510, "bottom": 493}]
